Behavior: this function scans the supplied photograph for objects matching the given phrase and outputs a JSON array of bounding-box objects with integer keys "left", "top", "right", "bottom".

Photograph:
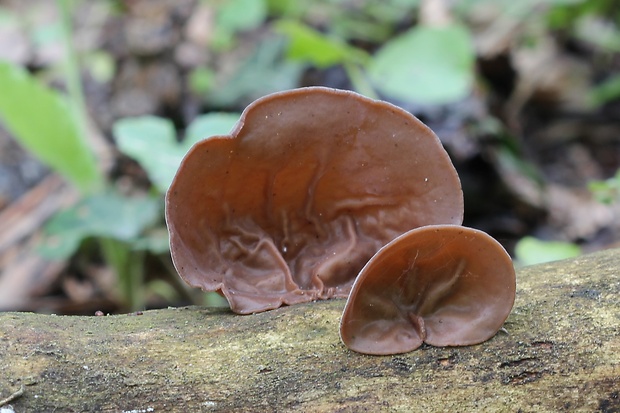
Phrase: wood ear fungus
[
  {"left": 340, "top": 225, "right": 516, "bottom": 355},
  {"left": 165, "top": 87, "right": 463, "bottom": 314}
]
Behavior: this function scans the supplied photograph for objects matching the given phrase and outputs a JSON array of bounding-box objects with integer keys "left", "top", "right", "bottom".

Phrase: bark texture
[{"left": 1, "top": 249, "right": 619, "bottom": 412}]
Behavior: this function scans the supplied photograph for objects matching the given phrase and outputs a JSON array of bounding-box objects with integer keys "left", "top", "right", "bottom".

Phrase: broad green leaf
[
  {"left": 113, "top": 116, "right": 177, "bottom": 193},
  {"left": 368, "top": 25, "right": 475, "bottom": 105},
  {"left": 276, "top": 19, "right": 369, "bottom": 67},
  {"left": 515, "top": 236, "right": 582, "bottom": 267},
  {"left": 39, "top": 191, "right": 161, "bottom": 259},
  {"left": 114, "top": 114, "right": 239, "bottom": 193},
  {"left": 185, "top": 112, "right": 240, "bottom": 144},
  {"left": 0, "top": 61, "right": 101, "bottom": 191}
]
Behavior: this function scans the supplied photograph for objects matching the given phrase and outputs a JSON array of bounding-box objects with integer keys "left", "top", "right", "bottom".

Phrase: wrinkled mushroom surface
[
  {"left": 340, "top": 225, "right": 515, "bottom": 355},
  {"left": 166, "top": 87, "right": 463, "bottom": 314}
]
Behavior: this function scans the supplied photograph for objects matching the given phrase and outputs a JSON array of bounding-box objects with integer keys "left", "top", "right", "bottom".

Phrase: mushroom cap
[
  {"left": 340, "top": 225, "right": 516, "bottom": 355},
  {"left": 165, "top": 87, "right": 463, "bottom": 314}
]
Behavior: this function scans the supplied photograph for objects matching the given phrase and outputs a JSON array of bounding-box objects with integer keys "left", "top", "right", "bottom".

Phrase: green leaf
[
  {"left": 39, "top": 191, "right": 161, "bottom": 259},
  {"left": 131, "top": 228, "right": 171, "bottom": 254},
  {"left": 114, "top": 114, "right": 239, "bottom": 193},
  {"left": 276, "top": 19, "right": 369, "bottom": 68},
  {"left": 266, "top": 0, "right": 307, "bottom": 17},
  {"left": 146, "top": 279, "right": 180, "bottom": 302},
  {"left": 0, "top": 61, "right": 101, "bottom": 191},
  {"left": 30, "top": 20, "right": 63, "bottom": 49},
  {"left": 207, "top": 36, "right": 303, "bottom": 107},
  {"left": 185, "top": 112, "right": 240, "bottom": 144},
  {"left": 188, "top": 67, "right": 215, "bottom": 95},
  {"left": 589, "top": 74, "right": 620, "bottom": 107},
  {"left": 575, "top": 14, "right": 620, "bottom": 53},
  {"left": 212, "top": 0, "right": 267, "bottom": 49},
  {"left": 217, "top": 0, "right": 266, "bottom": 32},
  {"left": 515, "top": 236, "right": 582, "bottom": 267},
  {"left": 368, "top": 24, "right": 475, "bottom": 105},
  {"left": 113, "top": 116, "right": 177, "bottom": 193},
  {"left": 588, "top": 169, "right": 620, "bottom": 205}
]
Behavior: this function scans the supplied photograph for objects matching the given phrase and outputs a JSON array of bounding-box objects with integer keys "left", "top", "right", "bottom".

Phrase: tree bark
[{"left": 1, "top": 249, "right": 619, "bottom": 412}]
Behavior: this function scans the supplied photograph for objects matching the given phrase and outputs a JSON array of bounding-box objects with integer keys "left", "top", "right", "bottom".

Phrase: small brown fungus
[
  {"left": 165, "top": 87, "right": 463, "bottom": 314},
  {"left": 340, "top": 225, "right": 516, "bottom": 355}
]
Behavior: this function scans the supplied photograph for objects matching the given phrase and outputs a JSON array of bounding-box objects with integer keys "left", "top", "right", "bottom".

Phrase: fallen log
[{"left": 1, "top": 249, "right": 619, "bottom": 412}]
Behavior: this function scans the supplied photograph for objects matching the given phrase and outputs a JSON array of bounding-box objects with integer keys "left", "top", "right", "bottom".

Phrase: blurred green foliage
[
  {"left": 368, "top": 25, "right": 474, "bottom": 104},
  {"left": 267, "top": 0, "right": 421, "bottom": 43},
  {"left": 113, "top": 114, "right": 240, "bottom": 193},
  {"left": 589, "top": 169, "right": 620, "bottom": 205},
  {"left": 206, "top": 36, "right": 304, "bottom": 107},
  {"left": 0, "top": 57, "right": 159, "bottom": 310},
  {"left": 38, "top": 191, "right": 162, "bottom": 260},
  {"left": 515, "top": 236, "right": 582, "bottom": 267},
  {"left": 0, "top": 62, "right": 102, "bottom": 192},
  {"left": 273, "top": 5, "right": 475, "bottom": 104},
  {"left": 207, "top": 0, "right": 267, "bottom": 50},
  {"left": 276, "top": 20, "right": 370, "bottom": 68}
]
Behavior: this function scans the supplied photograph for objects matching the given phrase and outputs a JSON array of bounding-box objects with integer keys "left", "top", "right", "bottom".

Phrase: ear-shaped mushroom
[
  {"left": 165, "top": 87, "right": 463, "bottom": 314},
  {"left": 340, "top": 225, "right": 515, "bottom": 355}
]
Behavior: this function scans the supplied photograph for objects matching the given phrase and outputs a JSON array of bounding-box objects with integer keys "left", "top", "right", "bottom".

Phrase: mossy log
[{"left": 1, "top": 249, "right": 619, "bottom": 412}]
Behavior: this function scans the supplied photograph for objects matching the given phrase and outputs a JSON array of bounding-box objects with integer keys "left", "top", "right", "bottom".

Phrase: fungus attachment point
[
  {"left": 340, "top": 225, "right": 516, "bottom": 355},
  {"left": 166, "top": 87, "right": 463, "bottom": 314}
]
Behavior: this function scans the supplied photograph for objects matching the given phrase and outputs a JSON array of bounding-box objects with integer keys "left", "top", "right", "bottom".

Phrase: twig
[
  {"left": 0, "top": 174, "right": 77, "bottom": 254},
  {"left": 57, "top": 0, "right": 106, "bottom": 189},
  {"left": 0, "top": 383, "right": 25, "bottom": 406}
]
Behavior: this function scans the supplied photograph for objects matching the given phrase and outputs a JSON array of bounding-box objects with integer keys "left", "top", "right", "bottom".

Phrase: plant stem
[
  {"left": 58, "top": 0, "right": 104, "bottom": 190},
  {"left": 100, "top": 238, "right": 145, "bottom": 311},
  {"left": 344, "top": 62, "right": 379, "bottom": 100}
]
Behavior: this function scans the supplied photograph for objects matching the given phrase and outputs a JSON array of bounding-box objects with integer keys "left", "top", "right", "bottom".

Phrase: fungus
[
  {"left": 340, "top": 225, "right": 516, "bottom": 355},
  {"left": 165, "top": 87, "right": 463, "bottom": 314}
]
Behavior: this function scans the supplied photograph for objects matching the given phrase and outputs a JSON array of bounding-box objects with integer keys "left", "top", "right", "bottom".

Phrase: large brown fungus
[
  {"left": 340, "top": 225, "right": 516, "bottom": 355},
  {"left": 166, "top": 87, "right": 463, "bottom": 314}
]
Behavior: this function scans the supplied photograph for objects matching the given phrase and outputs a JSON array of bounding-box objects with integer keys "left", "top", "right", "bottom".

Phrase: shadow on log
[{"left": 1, "top": 249, "right": 619, "bottom": 412}]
